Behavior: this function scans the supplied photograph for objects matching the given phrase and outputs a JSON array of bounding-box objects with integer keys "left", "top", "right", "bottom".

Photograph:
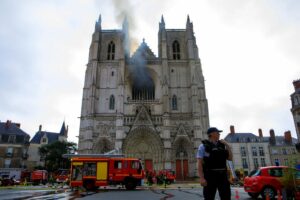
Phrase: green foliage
[
  {"left": 281, "top": 168, "right": 298, "bottom": 193},
  {"left": 39, "top": 141, "right": 77, "bottom": 172},
  {"left": 34, "top": 165, "right": 45, "bottom": 170}
]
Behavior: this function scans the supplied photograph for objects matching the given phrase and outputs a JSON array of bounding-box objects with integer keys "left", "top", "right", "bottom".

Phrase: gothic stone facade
[
  {"left": 78, "top": 16, "right": 209, "bottom": 178},
  {"left": 291, "top": 79, "right": 300, "bottom": 142}
]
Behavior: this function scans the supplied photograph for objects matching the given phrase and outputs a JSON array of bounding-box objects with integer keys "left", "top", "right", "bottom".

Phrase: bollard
[{"left": 235, "top": 190, "right": 240, "bottom": 200}]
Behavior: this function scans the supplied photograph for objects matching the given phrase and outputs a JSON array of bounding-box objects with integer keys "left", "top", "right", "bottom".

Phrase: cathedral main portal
[{"left": 123, "top": 127, "right": 164, "bottom": 172}]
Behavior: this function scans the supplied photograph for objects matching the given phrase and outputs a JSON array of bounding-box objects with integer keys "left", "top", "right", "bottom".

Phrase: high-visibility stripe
[{"left": 72, "top": 162, "right": 83, "bottom": 166}]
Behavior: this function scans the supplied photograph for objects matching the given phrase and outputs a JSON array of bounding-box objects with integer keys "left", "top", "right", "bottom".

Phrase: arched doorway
[
  {"left": 123, "top": 127, "right": 164, "bottom": 172},
  {"left": 172, "top": 136, "right": 193, "bottom": 180}
]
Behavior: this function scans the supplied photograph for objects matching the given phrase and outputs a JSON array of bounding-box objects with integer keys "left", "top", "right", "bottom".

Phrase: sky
[{"left": 0, "top": 0, "right": 299, "bottom": 144}]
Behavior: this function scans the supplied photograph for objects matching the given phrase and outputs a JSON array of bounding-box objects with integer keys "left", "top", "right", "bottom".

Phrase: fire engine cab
[{"left": 66, "top": 154, "right": 144, "bottom": 190}]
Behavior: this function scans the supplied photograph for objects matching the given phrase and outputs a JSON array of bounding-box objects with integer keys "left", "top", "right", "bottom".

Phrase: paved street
[
  {"left": 0, "top": 184, "right": 259, "bottom": 200},
  {"left": 78, "top": 186, "right": 254, "bottom": 200}
]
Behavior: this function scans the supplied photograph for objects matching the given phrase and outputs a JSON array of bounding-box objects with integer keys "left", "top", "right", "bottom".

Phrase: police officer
[{"left": 197, "top": 127, "right": 233, "bottom": 200}]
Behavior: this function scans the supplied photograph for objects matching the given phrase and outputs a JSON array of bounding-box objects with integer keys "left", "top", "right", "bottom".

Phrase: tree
[{"left": 39, "top": 141, "right": 77, "bottom": 172}]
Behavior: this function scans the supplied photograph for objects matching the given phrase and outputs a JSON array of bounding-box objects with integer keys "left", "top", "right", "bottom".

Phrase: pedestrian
[{"left": 197, "top": 127, "right": 233, "bottom": 200}]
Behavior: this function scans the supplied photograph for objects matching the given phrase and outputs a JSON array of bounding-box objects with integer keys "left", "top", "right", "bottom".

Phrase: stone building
[
  {"left": 78, "top": 16, "right": 209, "bottom": 178},
  {"left": 224, "top": 125, "right": 299, "bottom": 175},
  {"left": 264, "top": 129, "right": 298, "bottom": 167},
  {"left": 291, "top": 79, "right": 300, "bottom": 142},
  {"left": 27, "top": 122, "right": 68, "bottom": 170},
  {"left": 224, "top": 126, "right": 271, "bottom": 176},
  {"left": 0, "top": 120, "right": 30, "bottom": 179}
]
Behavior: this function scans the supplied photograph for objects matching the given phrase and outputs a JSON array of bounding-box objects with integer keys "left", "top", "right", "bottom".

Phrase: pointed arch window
[
  {"left": 107, "top": 41, "right": 115, "bottom": 60},
  {"left": 172, "top": 95, "right": 178, "bottom": 110},
  {"left": 172, "top": 40, "right": 180, "bottom": 60},
  {"left": 109, "top": 95, "right": 115, "bottom": 110}
]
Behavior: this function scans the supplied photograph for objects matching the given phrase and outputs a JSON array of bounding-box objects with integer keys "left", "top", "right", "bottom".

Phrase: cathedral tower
[{"left": 291, "top": 79, "right": 300, "bottom": 142}]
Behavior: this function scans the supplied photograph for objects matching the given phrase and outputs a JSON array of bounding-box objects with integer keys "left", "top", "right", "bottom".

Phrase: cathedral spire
[
  {"left": 161, "top": 15, "right": 165, "bottom": 25},
  {"left": 98, "top": 14, "right": 102, "bottom": 24},
  {"left": 186, "top": 15, "right": 194, "bottom": 38},
  {"left": 186, "top": 15, "right": 193, "bottom": 28},
  {"left": 187, "top": 15, "right": 190, "bottom": 24},
  {"left": 159, "top": 15, "right": 165, "bottom": 30},
  {"left": 95, "top": 14, "right": 102, "bottom": 32}
]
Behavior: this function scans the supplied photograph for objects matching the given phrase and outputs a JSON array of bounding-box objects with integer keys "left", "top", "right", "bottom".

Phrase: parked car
[
  {"left": 0, "top": 177, "right": 20, "bottom": 186},
  {"left": 244, "top": 166, "right": 300, "bottom": 199},
  {"left": 54, "top": 169, "right": 70, "bottom": 183}
]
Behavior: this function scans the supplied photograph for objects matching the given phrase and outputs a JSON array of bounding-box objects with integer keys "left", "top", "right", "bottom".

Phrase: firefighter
[{"left": 197, "top": 127, "right": 233, "bottom": 200}]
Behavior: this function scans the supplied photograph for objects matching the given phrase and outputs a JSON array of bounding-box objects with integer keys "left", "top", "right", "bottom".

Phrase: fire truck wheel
[
  {"left": 83, "top": 179, "right": 96, "bottom": 191},
  {"left": 124, "top": 178, "right": 136, "bottom": 190}
]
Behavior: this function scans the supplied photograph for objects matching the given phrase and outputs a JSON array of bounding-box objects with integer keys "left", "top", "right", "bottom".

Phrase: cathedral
[{"left": 78, "top": 15, "right": 209, "bottom": 178}]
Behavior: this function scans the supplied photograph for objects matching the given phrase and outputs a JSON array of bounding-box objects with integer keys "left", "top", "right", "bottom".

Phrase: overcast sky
[{"left": 0, "top": 0, "right": 299, "bottom": 143}]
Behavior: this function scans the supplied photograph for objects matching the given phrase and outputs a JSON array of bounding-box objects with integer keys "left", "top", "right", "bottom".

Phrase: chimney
[
  {"left": 39, "top": 125, "right": 42, "bottom": 132},
  {"left": 5, "top": 120, "right": 11, "bottom": 129},
  {"left": 258, "top": 129, "right": 263, "bottom": 137},
  {"left": 230, "top": 125, "right": 235, "bottom": 134},
  {"left": 269, "top": 129, "right": 276, "bottom": 145},
  {"left": 15, "top": 123, "right": 21, "bottom": 128},
  {"left": 284, "top": 131, "right": 292, "bottom": 144}
]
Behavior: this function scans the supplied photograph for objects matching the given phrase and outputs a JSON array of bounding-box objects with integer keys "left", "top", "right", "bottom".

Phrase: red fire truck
[
  {"left": 67, "top": 154, "right": 144, "bottom": 190},
  {"left": 31, "top": 170, "right": 48, "bottom": 185}
]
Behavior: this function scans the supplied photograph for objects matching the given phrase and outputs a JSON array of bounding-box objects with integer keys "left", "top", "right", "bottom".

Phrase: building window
[
  {"left": 107, "top": 41, "right": 115, "bottom": 60},
  {"left": 240, "top": 146, "right": 246, "bottom": 157},
  {"left": 4, "top": 159, "right": 11, "bottom": 168},
  {"left": 111, "top": 71, "right": 114, "bottom": 76},
  {"left": 259, "top": 147, "right": 265, "bottom": 156},
  {"left": 1, "top": 134, "right": 8, "bottom": 143},
  {"left": 261, "top": 158, "right": 266, "bottom": 167},
  {"left": 172, "top": 40, "right": 180, "bottom": 60},
  {"left": 272, "top": 149, "right": 278, "bottom": 154},
  {"left": 282, "top": 148, "right": 287, "bottom": 155},
  {"left": 42, "top": 138, "right": 47, "bottom": 144},
  {"left": 172, "top": 95, "right": 177, "bottom": 110},
  {"left": 274, "top": 158, "right": 280, "bottom": 166},
  {"left": 291, "top": 148, "right": 296, "bottom": 154},
  {"left": 132, "top": 78, "right": 155, "bottom": 101},
  {"left": 242, "top": 158, "right": 248, "bottom": 168},
  {"left": 6, "top": 147, "right": 13, "bottom": 157},
  {"left": 8, "top": 135, "right": 16, "bottom": 143},
  {"left": 22, "top": 148, "right": 28, "bottom": 159},
  {"left": 294, "top": 96, "right": 299, "bottom": 105},
  {"left": 252, "top": 147, "right": 257, "bottom": 156},
  {"left": 284, "top": 158, "right": 289, "bottom": 166},
  {"left": 40, "top": 154, "right": 45, "bottom": 161},
  {"left": 109, "top": 95, "right": 115, "bottom": 110},
  {"left": 254, "top": 158, "right": 259, "bottom": 169}
]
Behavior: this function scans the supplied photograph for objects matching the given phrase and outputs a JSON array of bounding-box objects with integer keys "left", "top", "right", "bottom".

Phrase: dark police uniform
[{"left": 201, "top": 139, "right": 231, "bottom": 200}]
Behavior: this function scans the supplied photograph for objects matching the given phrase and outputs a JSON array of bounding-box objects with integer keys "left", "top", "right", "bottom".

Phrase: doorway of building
[{"left": 176, "top": 159, "right": 188, "bottom": 180}]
